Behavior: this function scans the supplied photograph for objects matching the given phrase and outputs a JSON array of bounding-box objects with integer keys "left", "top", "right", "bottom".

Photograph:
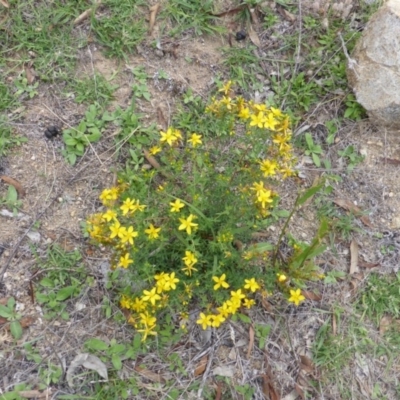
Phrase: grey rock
[{"left": 347, "top": 0, "right": 400, "bottom": 128}]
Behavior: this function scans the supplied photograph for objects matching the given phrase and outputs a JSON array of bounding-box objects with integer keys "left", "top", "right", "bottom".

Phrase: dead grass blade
[
  {"left": 74, "top": 1, "right": 101, "bottom": 25},
  {"left": 24, "top": 64, "right": 35, "bottom": 84},
  {"left": 149, "top": 3, "right": 160, "bottom": 35},
  {"left": 0, "top": 0, "right": 9, "bottom": 8},
  {"left": 246, "top": 325, "right": 255, "bottom": 359},
  {"left": 349, "top": 240, "right": 359, "bottom": 274},
  {"left": 380, "top": 157, "right": 400, "bottom": 165},
  {"left": 0, "top": 175, "right": 26, "bottom": 197},
  {"left": 333, "top": 198, "right": 373, "bottom": 227},
  {"left": 16, "top": 389, "right": 53, "bottom": 399}
]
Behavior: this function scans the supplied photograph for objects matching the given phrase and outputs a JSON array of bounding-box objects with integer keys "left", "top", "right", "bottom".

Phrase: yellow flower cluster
[
  {"left": 120, "top": 272, "right": 180, "bottom": 341},
  {"left": 196, "top": 275, "right": 261, "bottom": 330}
]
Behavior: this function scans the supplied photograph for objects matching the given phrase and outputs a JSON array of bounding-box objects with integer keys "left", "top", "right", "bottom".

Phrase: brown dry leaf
[
  {"left": 19, "top": 316, "right": 36, "bottom": 329},
  {"left": 380, "top": 157, "right": 400, "bottom": 165},
  {"left": 194, "top": 354, "right": 208, "bottom": 377},
  {"left": 295, "top": 383, "right": 305, "bottom": 400},
  {"left": 358, "top": 259, "right": 379, "bottom": 269},
  {"left": 299, "top": 355, "right": 314, "bottom": 374},
  {"left": 301, "top": 290, "right": 322, "bottom": 301},
  {"left": 0, "top": 316, "right": 7, "bottom": 325},
  {"left": 248, "top": 24, "right": 261, "bottom": 47},
  {"left": 248, "top": 6, "right": 260, "bottom": 25},
  {"left": 215, "top": 381, "right": 223, "bottom": 400},
  {"left": 212, "top": 5, "right": 246, "bottom": 17},
  {"left": 134, "top": 366, "right": 165, "bottom": 383},
  {"left": 262, "top": 352, "right": 280, "bottom": 400},
  {"left": 17, "top": 389, "right": 53, "bottom": 399},
  {"left": 0, "top": 297, "right": 10, "bottom": 306},
  {"left": 0, "top": 175, "right": 26, "bottom": 197},
  {"left": 349, "top": 240, "right": 359, "bottom": 274},
  {"left": 73, "top": 1, "right": 101, "bottom": 25},
  {"left": 261, "top": 297, "right": 274, "bottom": 315},
  {"left": 277, "top": 5, "right": 297, "bottom": 22},
  {"left": 333, "top": 198, "right": 373, "bottom": 227},
  {"left": 379, "top": 315, "right": 392, "bottom": 336},
  {"left": 331, "top": 313, "right": 337, "bottom": 336},
  {"left": 349, "top": 272, "right": 364, "bottom": 294},
  {"left": 246, "top": 325, "right": 255, "bottom": 359},
  {"left": 148, "top": 3, "right": 160, "bottom": 35},
  {"left": 156, "top": 106, "right": 167, "bottom": 130},
  {"left": 24, "top": 64, "right": 35, "bottom": 84},
  {"left": 0, "top": 0, "right": 9, "bottom": 8},
  {"left": 143, "top": 149, "right": 161, "bottom": 170}
]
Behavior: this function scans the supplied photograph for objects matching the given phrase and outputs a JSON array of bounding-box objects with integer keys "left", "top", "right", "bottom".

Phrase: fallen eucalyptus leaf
[{"left": 67, "top": 353, "right": 108, "bottom": 387}]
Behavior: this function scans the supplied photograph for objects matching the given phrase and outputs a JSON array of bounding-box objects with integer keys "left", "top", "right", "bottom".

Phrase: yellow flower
[
  {"left": 131, "top": 297, "right": 146, "bottom": 312},
  {"left": 211, "top": 313, "right": 226, "bottom": 328},
  {"left": 118, "top": 253, "right": 133, "bottom": 269},
  {"left": 132, "top": 200, "right": 146, "bottom": 212},
  {"left": 120, "top": 226, "right": 139, "bottom": 245},
  {"left": 230, "top": 289, "right": 245, "bottom": 304},
  {"left": 197, "top": 313, "right": 213, "bottom": 330},
  {"left": 178, "top": 214, "right": 198, "bottom": 235},
  {"left": 138, "top": 325, "right": 157, "bottom": 341},
  {"left": 188, "top": 133, "right": 202, "bottom": 147},
  {"left": 120, "top": 296, "right": 131, "bottom": 309},
  {"left": 109, "top": 220, "right": 123, "bottom": 239},
  {"left": 212, "top": 274, "right": 229, "bottom": 290},
  {"left": 139, "top": 312, "right": 157, "bottom": 328},
  {"left": 120, "top": 198, "right": 136, "bottom": 215},
  {"left": 264, "top": 112, "right": 278, "bottom": 130},
  {"left": 182, "top": 250, "right": 197, "bottom": 267},
  {"left": 259, "top": 159, "right": 277, "bottom": 177},
  {"left": 244, "top": 278, "right": 260, "bottom": 293},
  {"left": 277, "top": 273, "right": 287, "bottom": 282},
  {"left": 102, "top": 209, "right": 117, "bottom": 222},
  {"left": 250, "top": 112, "right": 265, "bottom": 128},
  {"left": 149, "top": 145, "right": 162, "bottom": 155},
  {"left": 170, "top": 199, "right": 185, "bottom": 212},
  {"left": 217, "top": 302, "right": 230, "bottom": 318},
  {"left": 288, "top": 289, "right": 305, "bottom": 306},
  {"left": 270, "top": 107, "right": 283, "bottom": 117},
  {"left": 251, "top": 181, "right": 265, "bottom": 197},
  {"left": 142, "top": 287, "right": 161, "bottom": 306},
  {"left": 238, "top": 107, "right": 250, "bottom": 120},
  {"left": 257, "top": 189, "right": 273, "bottom": 209},
  {"left": 243, "top": 298, "right": 256, "bottom": 309},
  {"left": 145, "top": 224, "right": 161, "bottom": 240},
  {"left": 163, "top": 272, "right": 179, "bottom": 291},
  {"left": 160, "top": 128, "right": 178, "bottom": 146},
  {"left": 219, "top": 80, "right": 232, "bottom": 95},
  {"left": 182, "top": 263, "right": 198, "bottom": 276}
]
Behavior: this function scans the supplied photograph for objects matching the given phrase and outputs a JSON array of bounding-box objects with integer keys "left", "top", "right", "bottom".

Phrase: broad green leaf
[
  {"left": 296, "top": 183, "right": 324, "bottom": 206},
  {"left": 0, "top": 304, "right": 12, "bottom": 318},
  {"left": 40, "top": 277, "right": 55, "bottom": 287},
  {"left": 85, "top": 338, "right": 109, "bottom": 351},
  {"left": 111, "top": 353, "right": 122, "bottom": 370},
  {"left": 56, "top": 285, "right": 76, "bottom": 301},
  {"left": 312, "top": 153, "right": 321, "bottom": 167},
  {"left": 7, "top": 186, "right": 18, "bottom": 203},
  {"left": 10, "top": 320, "right": 23, "bottom": 339}
]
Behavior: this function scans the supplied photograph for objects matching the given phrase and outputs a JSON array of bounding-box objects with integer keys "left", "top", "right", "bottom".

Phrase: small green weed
[
  {"left": 62, "top": 103, "right": 111, "bottom": 165},
  {"left": 338, "top": 144, "right": 364, "bottom": 173},
  {"left": 131, "top": 66, "right": 151, "bottom": 101},
  {"left": 14, "top": 73, "right": 39, "bottom": 100},
  {"left": 163, "top": 0, "right": 224, "bottom": 36},
  {"left": 0, "top": 297, "right": 23, "bottom": 339},
  {"left": 34, "top": 245, "right": 88, "bottom": 320},
  {"left": 70, "top": 73, "right": 118, "bottom": 105},
  {"left": 0, "top": 122, "right": 27, "bottom": 157},
  {"left": 0, "top": 83, "right": 16, "bottom": 112},
  {"left": 90, "top": 0, "right": 146, "bottom": 59},
  {"left": 0, "top": 185, "right": 23, "bottom": 213},
  {"left": 304, "top": 132, "right": 323, "bottom": 167},
  {"left": 344, "top": 94, "right": 366, "bottom": 121}
]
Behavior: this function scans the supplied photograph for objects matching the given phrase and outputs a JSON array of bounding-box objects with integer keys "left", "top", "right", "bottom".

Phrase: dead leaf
[
  {"left": 246, "top": 325, "right": 255, "bottom": 359},
  {"left": 143, "top": 149, "right": 161, "bottom": 170},
  {"left": 380, "top": 157, "right": 400, "bottom": 165},
  {"left": 294, "top": 383, "right": 305, "bottom": 400},
  {"left": 215, "top": 381, "right": 223, "bottom": 400},
  {"left": 24, "top": 64, "right": 35, "bottom": 84},
  {"left": 349, "top": 240, "right": 359, "bottom": 274},
  {"left": 156, "top": 106, "right": 167, "bottom": 130},
  {"left": 16, "top": 389, "right": 53, "bottom": 399},
  {"left": 0, "top": 0, "right": 9, "bottom": 8},
  {"left": 148, "top": 3, "right": 160, "bottom": 35},
  {"left": 301, "top": 290, "right": 322, "bottom": 301},
  {"left": 358, "top": 259, "right": 379, "bottom": 269},
  {"left": 0, "top": 297, "right": 10, "bottom": 305},
  {"left": 331, "top": 313, "right": 337, "bottom": 336},
  {"left": 213, "top": 365, "right": 235, "bottom": 377},
  {"left": 349, "top": 272, "right": 364, "bottom": 294},
  {"left": 67, "top": 353, "right": 108, "bottom": 387},
  {"left": 248, "top": 6, "right": 260, "bottom": 25},
  {"left": 379, "top": 315, "right": 392, "bottom": 336},
  {"left": 0, "top": 316, "right": 7, "bottom": 325},
  {"left": 261, "top": 297, "right": 274, "bottom": 314},
  {"left": 263, "top": 352, "right": 280, "bottom": 400},
  {"left": 0, "top": 175, "right": 26, "bottom": 197},
  {"left": 333, "top": 198, "right": 373, "bottom": 227},
  {"left": 299, "top": 355, "right": 314, "bottom": 374},
  {"left": 212, "top": 5, "right": 246, "bottom": 17},
  {"left": 73, "top": 1, "right": 101, "bottom": 25},
  {"left": 248, "top": 24, "right": 261, "bottom": 47},
  {"left": 194, "top": 355, "right": 208, "bottom": 377},
  {"left": 134, "top": 366, "right": 165, "bottom": 383},
  {"left": 277, "top": 4, "right": 297, "bottom": 22}
]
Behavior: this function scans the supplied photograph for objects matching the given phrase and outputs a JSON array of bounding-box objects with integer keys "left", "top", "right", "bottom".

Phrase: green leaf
[
  {"left": 0, "top": 304, "right": 12, "bottom": 318},
  {"left": 237, "top": 313, "right": 251, "bottom": 323},
  {"left": 56, "top": 285, "right": 76, "bottom": 301},
  {"left": 85, "top": 338, "right": 109, "bottom": 351},
  {"left": 63, "top": 134, "right": 77, "bottom": 146},
  {"left": 68, "top": 153, "right": 77, "bottom": 165},
  {"left": 249, "top": 242, "right": 274, "bottom": 252},
  {"left": 75, "top": 143, "right": 84, "bottom": 153},
  {"left": 296, "top": 183, "right": 324, "bottom": 206},
  {"left": 111, "top": 353, "right": 122, "bottom": 370},
  {"left": 6, "top": 185, "right": 18, "bottom": 203},
  {"left": 305, "top": 132, "right": 313, "bottom": 148},
  {"left": 87, "top": 127, "right": 101, "bottom": 142},
  {"left": 10, "top": 320, "right": 23, "bottom": 339},
  {"left": 40, "top": 277, "right": 55, "bottom": 287},
  {"left": 312, "top": 153, "right": 321, "bottom": 167},
  {"left": 7, "top": 297, "right": 16, "bottom": 309}
]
